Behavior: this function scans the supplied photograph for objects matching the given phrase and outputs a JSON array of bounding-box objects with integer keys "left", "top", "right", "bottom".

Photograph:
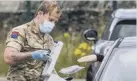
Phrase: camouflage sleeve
[{"left": 6, "top": 27, "right": 25, "bottom": 51}]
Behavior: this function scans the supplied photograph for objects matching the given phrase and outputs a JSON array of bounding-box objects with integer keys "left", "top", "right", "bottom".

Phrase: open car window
[{"left": 110, "top": 20, "right": 136, "bottom": 40}]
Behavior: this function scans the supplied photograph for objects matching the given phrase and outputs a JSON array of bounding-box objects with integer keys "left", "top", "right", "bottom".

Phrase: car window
[
  {"left": 118, "top": 25, "right": 136, "bottom": 38},
  {"left": 110, "top": 20, "right": 136, "bottom": 40},
  {"left": 99, "top": 48, "right": 136, "bottom": 81},
  {"left": 102, "top": 18, "right": 114, "bottom": 40}
]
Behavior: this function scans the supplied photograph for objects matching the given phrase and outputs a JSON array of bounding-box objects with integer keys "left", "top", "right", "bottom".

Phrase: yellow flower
[
  {"left": 74, "top": 48, "right": 82, "bottom": 56},
  {"left": 78, "top": 42, "right": 88, "bottom": 50},
  {"left": 87, "top": 46, "right": 92, "bottom": 51},
  {"left": 64, "top": 33, "right": 70, "bottom": 38},
  {"left": 81, "top": 52, "right": 86, "bottom": 56}
]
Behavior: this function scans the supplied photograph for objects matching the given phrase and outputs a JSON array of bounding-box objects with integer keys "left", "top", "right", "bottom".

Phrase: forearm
[
  {"left": 4, "top": 47, "right": 50, "bottom": 65},
  {"left": 11, "top": 52, "right": 32, "bottom": 61},
  {"left": 4, "top": 47, "right": 32, "bottom": 65},
  {"left": 6, "top": 52, "right": 32, "bottom": 65}
]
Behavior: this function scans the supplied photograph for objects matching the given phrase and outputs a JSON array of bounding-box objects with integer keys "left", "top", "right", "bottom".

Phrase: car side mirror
[{"left": 83, "top": 29, "right": 98, "bottom": 42}]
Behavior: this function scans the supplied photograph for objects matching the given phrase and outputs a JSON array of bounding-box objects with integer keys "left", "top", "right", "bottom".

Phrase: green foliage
[
  {"left": 0, "top": 43, "right": 8, "bottom": 76},
  {"left": 54, "top": 32, "right": 90, "bottom": 78}
]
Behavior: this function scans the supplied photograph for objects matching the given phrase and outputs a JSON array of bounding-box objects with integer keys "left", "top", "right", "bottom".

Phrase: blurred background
[{"left": 0, "top": 0, "right": 136, "bottom": 78}]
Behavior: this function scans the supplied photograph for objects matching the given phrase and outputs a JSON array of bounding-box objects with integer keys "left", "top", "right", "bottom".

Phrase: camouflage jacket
[{"left": 5, "top": 20, "right": 54, "bottom": 81}]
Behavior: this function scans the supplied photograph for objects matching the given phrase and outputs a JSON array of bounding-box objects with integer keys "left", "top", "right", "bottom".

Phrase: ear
[
  {"left": 43, "top": 12, "right": 50, "bottom": 20},
  {"left": 37, "top": 11, "right": 44, "bottom": 16},
  {"left": 44, "top": 12, "right": 49, "bottom": 17}
]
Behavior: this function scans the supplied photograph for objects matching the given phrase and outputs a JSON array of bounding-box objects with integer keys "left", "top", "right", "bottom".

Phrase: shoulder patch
[{"left": 11, "top": 31, "right": 19, "bottom": 38}]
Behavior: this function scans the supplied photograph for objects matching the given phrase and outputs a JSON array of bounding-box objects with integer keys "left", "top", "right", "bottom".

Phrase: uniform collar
[
  {"left": 29, "top": 20, "right": 39, "bottom": 34},
  {"left": 27, "top": 20, "right": 45, "bottom": 40}
]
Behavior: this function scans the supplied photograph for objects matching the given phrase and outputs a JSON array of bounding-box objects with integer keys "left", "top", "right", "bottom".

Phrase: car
[
  {"left": 83, "top": 8, "right": 136, "bottom": 81},
  {"left": 78, "top": 37, "right": 136, "bottom": 81},
  {"left": 84, "top": 8, "right": 136, "bottom": 55},
  {"left": 93, "top": 37, "right": 136, "bottom": 81}
]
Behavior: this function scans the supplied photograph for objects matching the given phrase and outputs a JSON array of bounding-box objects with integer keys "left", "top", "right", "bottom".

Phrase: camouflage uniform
[{"left": 6, "top": 20, "right": 54, "bottom": 81}]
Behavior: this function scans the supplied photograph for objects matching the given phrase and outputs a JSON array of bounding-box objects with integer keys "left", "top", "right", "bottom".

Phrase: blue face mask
[{"left": 40, "top": 20, "right": 55, "bottom": 34}]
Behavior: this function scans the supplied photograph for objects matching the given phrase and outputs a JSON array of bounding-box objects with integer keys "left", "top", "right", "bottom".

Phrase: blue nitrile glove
[{"left": 31, "top": 50, "right": 51, "bottom": 61}]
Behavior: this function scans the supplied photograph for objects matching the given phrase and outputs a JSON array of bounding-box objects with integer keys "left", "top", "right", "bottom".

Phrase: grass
[{"left": 0, "top": 41, "right": 8, "bottom": 76}]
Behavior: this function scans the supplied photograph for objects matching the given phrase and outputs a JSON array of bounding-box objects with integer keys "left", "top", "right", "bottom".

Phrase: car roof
[{"left": 112, "top": 9, "right": 136, "bottom": 19}]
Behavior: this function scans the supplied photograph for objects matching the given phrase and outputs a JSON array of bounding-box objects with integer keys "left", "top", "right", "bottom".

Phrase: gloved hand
[{"left": 31, "top": 50, "right": 51, "bottom": 61}]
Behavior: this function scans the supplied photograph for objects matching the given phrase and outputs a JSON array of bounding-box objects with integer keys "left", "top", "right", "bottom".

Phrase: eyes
[
  {"left": 49, "top": 19, "right": 54, "bottom": 22},
  {"left": 49, "top": 18, "right": 57, "bottom": 23}
]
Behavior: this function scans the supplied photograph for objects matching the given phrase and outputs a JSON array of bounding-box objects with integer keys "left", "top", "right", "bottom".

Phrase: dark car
[
  {"left": 84, "top": 9, "right": 136, "bottom": 81},
  {"left": 93, "top": 37, "right": 136, "bottom": 81}
]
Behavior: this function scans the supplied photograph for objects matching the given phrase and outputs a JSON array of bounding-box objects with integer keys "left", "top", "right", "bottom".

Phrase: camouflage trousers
[
  {"left": 6, "top": 67, "right": 44, "bottom": 81},
  {"left": 7, "top": 73, "right": 55, "bottom": 81},
  {"left": 6, "top": 72, "right": 44, "bottom": 81},
  {"left": 6, "top": 69, "right": 57, "bottom": 81}
]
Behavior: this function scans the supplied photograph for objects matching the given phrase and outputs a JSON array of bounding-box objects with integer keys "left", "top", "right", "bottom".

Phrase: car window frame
[{"left": 101, "top": 17, "right": 114, "bottom": 40}]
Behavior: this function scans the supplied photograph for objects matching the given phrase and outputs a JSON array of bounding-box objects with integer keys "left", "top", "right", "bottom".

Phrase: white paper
[{"left": 42, "top": 41, "right": 63, "bottom": 76}]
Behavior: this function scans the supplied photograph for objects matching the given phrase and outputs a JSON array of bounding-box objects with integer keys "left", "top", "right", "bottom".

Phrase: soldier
[{"left": 4, "top": 1, "right": 61, "bottom": 81}]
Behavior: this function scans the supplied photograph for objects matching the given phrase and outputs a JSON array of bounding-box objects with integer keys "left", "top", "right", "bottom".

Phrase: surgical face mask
[{"left": 39, "top": 20, "right": 55, "bottom": 33}]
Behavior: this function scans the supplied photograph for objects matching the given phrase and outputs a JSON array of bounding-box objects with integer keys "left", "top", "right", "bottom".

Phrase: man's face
[{"left": 36, "top": 7, "right": 61, "bottom": 33}]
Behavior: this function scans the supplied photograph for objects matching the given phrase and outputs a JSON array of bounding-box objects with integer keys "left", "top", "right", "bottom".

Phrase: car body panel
[
  {"left": 94, "top": 37, "right": 136, "bottom": 81},
  {"left": 99, "top": 48, "right": 136, "bottom": 81}
]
